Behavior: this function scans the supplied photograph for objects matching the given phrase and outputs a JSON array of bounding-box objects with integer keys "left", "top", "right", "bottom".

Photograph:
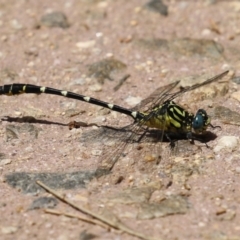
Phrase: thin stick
[
  {"left": 36, "top": 181, "right": 159, "bottom": 240},
  {"left": 113, "top": 74, "right": 130, "bottom": 91},
  {"left": 45, "top": 209, "right": 109, "bottom": 229}
]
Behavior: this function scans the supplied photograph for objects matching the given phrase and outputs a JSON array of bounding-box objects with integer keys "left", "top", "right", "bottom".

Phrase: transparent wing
[
  {"left": 80, "top": 124, "right": 147, "bottom": 175},
  {"left": 166, "top": 70, "right": 229, "bottom": 102},
  {"left": 131, "top": 80, "right": 180, "bottom": 112},
  {"left": 131, "top": 70, "right": 229, "bottom": 113}
]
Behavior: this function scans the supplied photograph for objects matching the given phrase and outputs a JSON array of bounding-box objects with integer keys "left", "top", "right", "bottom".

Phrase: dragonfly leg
[
  {"left": 165, "top": 133, "right": 178, "bottom": 149},
  {"left": 186, "top": 132, "right": 210, "bottom": 148},
  {"left": 209, "top": 123, "right": 221, "bottom": 130}
]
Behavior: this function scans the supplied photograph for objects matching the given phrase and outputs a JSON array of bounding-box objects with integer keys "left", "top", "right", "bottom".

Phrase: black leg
[
  {"left": 186, "top": 132, "right": 209, "bottom": 148},
  {"left": 209, "top": 123, "right": 221, "bottom": 130},
  {"left": 165, "top": 133, "right": 177, "bottom": 149}
]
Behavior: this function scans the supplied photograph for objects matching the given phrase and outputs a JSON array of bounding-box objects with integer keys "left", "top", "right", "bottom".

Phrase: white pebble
[
  {"left": 91, "top": 149, "right": 102, "bottom": 156},
  {"left": 76, "top": 40, "right": 96, "bottom": 49},
  {"left": 1, "top": 226, "right": 18, "bottom": 234},
  {"left": 201, "top": 29, "right": 211, "bottom": 36},
  {"left": 0, "top": 159, "right": 12, "bottom": 166},
  {"left": 96, "top": 32, "right": 103, "bottom": 38},
  {"left": 89, "top": 84, "right": 102, "bottom": 92},
  {"left": 70, "top": 78, "right": 86, "bottom": 86},
  {"left": 213, "top": 136, "right": 239, "bottom": 152},
  {"left": 124, "top": 96, "right": 142, "bottom": 106},
  {"left": 10, "top": 19, "right": 23, "bottom": 30},
  {"left": 231, "top": 90, "right": 240, "bottom": 102}
]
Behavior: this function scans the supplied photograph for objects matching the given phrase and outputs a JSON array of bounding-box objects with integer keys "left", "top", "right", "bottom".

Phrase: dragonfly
[{"left": 0, "top": 70, "right": 229, "bottom": 175}]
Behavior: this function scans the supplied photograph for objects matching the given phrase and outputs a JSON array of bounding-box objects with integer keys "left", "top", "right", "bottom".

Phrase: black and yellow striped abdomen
[{"left": 142, "top": 101, "right": 194, "bottom": 133}]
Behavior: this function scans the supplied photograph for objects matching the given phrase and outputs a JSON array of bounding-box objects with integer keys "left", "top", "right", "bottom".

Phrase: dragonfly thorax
[{"left": 138, "top": 100, "right": 211, "bottom": 135}]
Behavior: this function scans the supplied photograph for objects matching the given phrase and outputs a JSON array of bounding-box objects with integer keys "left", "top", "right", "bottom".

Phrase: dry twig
[{"left": 36, "top": 180, "right": 159, "bottom": 240}]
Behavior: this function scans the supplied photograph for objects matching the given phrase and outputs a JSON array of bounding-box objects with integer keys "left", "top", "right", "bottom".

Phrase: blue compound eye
[
  {"left": 192, "top": 109, "right": 209, "bottom": 132},
  {"left": 192, "top": 113, "right": 204, "bottom": 130}
]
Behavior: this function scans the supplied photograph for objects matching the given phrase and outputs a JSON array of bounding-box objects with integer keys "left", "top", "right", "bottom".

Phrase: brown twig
[
  {"left": 113, "top": 74, "right": 130, "bottom": 91},
  {"left": 36, "top": 180, "right": 159, "bottom": 240},
  {"left": 44, "top": 209, "right": 109, "bottom": 229}
]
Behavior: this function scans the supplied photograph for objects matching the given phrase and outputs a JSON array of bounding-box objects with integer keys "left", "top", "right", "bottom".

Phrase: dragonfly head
[{"left": 192, "top": 109, "right": 211, "bottom": 134}]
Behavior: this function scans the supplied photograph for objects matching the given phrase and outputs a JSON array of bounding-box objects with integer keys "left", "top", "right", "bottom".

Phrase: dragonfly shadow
[
  {"left": 81, "top": 124, "right": 218, "bottom": 145},
  {"left": 195, "top": 131, "right": 218, "bottom": 143},
  {"left": 1, "top": 116, "right": 67, "bottom": 127},
  {"left": 2, "top": 116, "right": 218, "bottom": 145}
]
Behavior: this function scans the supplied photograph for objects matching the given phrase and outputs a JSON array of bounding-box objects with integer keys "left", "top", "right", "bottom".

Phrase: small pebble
[
  {"left": 0, "top": 159, "right": 12, "bottom": 166},
  {"left": 201, "top": 28, "right": 211, "bottom": 36},
  {"left": 98, "top": 1, "right": 108, "bottom": 8},
  {"left": 198, "top": 222, "right": 206, "bottom": 227},
  {"left": 10, "top": 19, "right": 23, "bottom": 30},
  {"left": 145, "top": 0, "right": 168, "bottom": 16},
  {"left": 14, "top": 111, "right": 22, "bottom": 116},
  {"left": 124, "top": 96, "right": 142, "bottom": 106},
  {"left": 1, "top": 226, "right": 18, "bottom": 234},
  {"left": 105, "top": 52, "right": 113, "bottom": 57},
  {"left": 1, "top": 35, "right": 7, "bottom": 42},
  {"left": 41, "top": 12, "right": 70, "bottom": 28},
  {"left": 130, "top": 20, "right": 138, "bottom": 26},
  {"left": 96, "top": 32, "right": 103, "bottom": 38},
  {"left": 76, "top": 40, "right": 96, "bottom": 49},
  {"left": 24, "top": 47, "right": 38, "bottom": 57},
  {"left": 89, "top": 84, "right": 102, "bottom": 92},
  {"left": 231, "top": 90, "right": 240, "bottom": 102},
  {"left": 70, "top": 78, "right": 86, "bottom": 86},
  {"left": 91, "top": 149, "right": 102, "bottom": 156},
  {"left": 230, "top": 2, "right": 240, "bottom": 12},
  {"left": 27, "top": 61, "right": 35, "bottom": 67},
  {"left": 232, "top": 76, "right": 240, "bottom": 84},
  {"left": 214, "top": 136, "right": 239, "bottom": 152}
]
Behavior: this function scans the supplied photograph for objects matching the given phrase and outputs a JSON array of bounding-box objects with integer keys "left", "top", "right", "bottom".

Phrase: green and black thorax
[{"left": 137, "top": 100, "right": 211, "bottom": 135}]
